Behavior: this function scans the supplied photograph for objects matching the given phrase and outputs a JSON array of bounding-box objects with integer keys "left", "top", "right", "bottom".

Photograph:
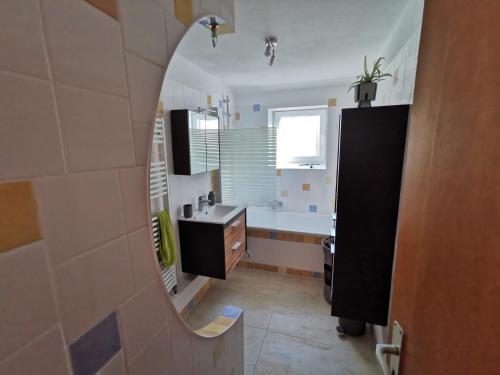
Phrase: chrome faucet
[
  {"left": 270, "top": 200, "right": 283, "bottom": 210},
  {"left": 198, "top": 195, "right": 211, "bottom": 211}
]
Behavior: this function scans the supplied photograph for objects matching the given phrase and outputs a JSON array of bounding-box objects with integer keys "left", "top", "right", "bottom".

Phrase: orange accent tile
[
  {"left": 248, "top": 229, "right": 268, "bottom": 239},
  {"left": 0, "top": 181, "right": 42, "bottom": 253},
  {"left": 302, "top": 183, "right": 311, "bottom": 191},
  {"left": 275, "top": 169, "right": 281, "bottom": 176},
  {"left": 328, "top": 98, "right": 337, "bottom": 107},
  {"left": 207, "top": 95, "right": 212, "bottom": 106},
  {"left": 303, "top": 235, "right": 316, "bottom": 244},
  {"left": 295, "top": 234, "right": 305, "bottom": 243},
  {"left": 174, "top": 0, "right": 193, "bottom": 26},
  {"left": 234, "top": 112, "right": 240, "bottom": 121},
  {"left": 286, "top": 267, "right": 313, "bottom": 277},
  {"left": 277, "top": 232, "right": 295, "bottom": 242},
  {"left": 84, "top": 0, "right": 118, "bottom": 20}
]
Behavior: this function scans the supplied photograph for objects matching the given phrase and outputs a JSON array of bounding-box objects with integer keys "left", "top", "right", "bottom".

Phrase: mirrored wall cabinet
[{"left": 171, "top": 109, "right": 220, "bottom": 175}]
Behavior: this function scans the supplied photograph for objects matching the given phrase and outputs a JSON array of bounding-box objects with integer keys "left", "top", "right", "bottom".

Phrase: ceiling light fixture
[
  {"left": 198, "top": 16, "right": 225, "bottom": 48},
  {"left": 265, "top": 37, "right": 278, "bottom": 66}
]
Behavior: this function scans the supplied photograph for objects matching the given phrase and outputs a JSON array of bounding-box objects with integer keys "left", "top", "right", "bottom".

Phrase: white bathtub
[{"left": 246, "top": 206, "right": 332, "bottom": 236}]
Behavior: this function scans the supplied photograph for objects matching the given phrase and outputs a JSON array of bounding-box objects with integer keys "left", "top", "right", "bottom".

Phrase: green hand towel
[{"left": 157, "top": 210, "right": 177, "bottom": 267}]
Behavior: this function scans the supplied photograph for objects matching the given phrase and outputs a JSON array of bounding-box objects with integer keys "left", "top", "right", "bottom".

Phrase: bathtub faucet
[{"left": 270, "top": 200, "right": 283, "bottom": 210}]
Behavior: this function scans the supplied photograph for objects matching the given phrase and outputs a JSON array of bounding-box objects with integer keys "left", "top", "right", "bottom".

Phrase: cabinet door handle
[
  {"left": 232, "top": 241, "right": 242, "bottom": 251},
  {"left": 231, "top": 220, "right": 241, "bottom": 229}
]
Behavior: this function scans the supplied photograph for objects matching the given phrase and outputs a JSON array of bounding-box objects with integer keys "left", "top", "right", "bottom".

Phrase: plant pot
[{"left": 354, "top": 82, "right": 377, "bottom": 107}]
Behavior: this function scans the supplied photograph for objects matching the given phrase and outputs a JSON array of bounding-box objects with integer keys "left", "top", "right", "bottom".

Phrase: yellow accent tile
[
  {"left": 275, "top": 169, "right": 281, "bottom": 176},
  {"left": 0, "top": 181, "right": 42, "bottom": 253},
  {"left": 280, "top": 190, "right": 288, "bottom": 197},
  {"left": 84, "top": 0, "right": 118, "bottom": 20},
  {"left": 207, "top": 94, "right": 212, "bottom": 106},
  {"left": 174, "top": 0, "right": 193, "bottom": 26},
  {"left": 328, "top": 98, "right": 337, "bottom": 107},
  {"left": 325, "top": 176, "right": 334, "bottom": 184},
  {"left": 213, "top": 316, "right": 236, "bottom": 327},
  {"left": 218, "top": 24, "right": 235, "bottom": 35},
  {"left": 302, "top": 183, "right": 310, "bottom": 191},
  {"left": 234, "top": 112, "right": 240, "bottom": 120},
  {"left": 157, "top": 101, "right": 164, "bottom": 116}
]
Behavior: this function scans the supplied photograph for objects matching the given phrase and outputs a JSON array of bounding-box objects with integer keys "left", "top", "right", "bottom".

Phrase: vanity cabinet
[
  {"left": 171, "top": 109, "right": 220, "bottom": 175},
  {"left": 178, "top": 210, "right": 246, "bottom": 280}
]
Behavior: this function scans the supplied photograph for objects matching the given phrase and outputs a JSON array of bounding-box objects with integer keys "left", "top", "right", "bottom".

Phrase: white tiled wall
[
  {"left": 375, "top": 30, "right": 421, "bottom": 106},
  {"left": 234, "top": 86, "right": 356, "bottom": 214},
  {"left": 0, "top": 1, "right": 242, "bottom": 374}
]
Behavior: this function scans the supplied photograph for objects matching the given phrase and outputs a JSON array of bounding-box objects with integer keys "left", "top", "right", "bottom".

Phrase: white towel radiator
[{"left": 150, "top": 113, "right": 177, "bottom": 294}]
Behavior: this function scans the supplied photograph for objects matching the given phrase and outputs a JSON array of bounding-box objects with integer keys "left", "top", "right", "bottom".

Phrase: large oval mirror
[{"left": 150, "top": 6, "right": 423, "bottom": 374}]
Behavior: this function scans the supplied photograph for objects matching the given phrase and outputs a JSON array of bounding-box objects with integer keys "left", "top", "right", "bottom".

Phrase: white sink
[{"left": 180, "top": 204, "right": 244, "bottom": 225}]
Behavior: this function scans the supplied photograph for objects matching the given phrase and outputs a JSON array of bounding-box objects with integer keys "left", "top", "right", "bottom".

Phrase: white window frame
[{"left": 269, "top": 105, "right": 328, "bottom": 170}]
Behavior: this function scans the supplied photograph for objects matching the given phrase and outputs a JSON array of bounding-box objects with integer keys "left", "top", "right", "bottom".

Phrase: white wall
[
  {"left": 234, "top": 85, "right": 356, "bottom": 214},
  {"left": 375, "top": 0, "right": 424, "bottom": 106},
  {"left": 155, "top": 54, "right": 235, "bottom": 291}
]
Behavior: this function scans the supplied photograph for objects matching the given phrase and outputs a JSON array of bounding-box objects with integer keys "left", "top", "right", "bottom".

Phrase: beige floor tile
[
  {"left": 186, "top": 268, "right": 380, "bottom": 375},
  {"left": 275, "top": 287, "right": 331, "bottom": 318},
  {"left": 254, "top": 331, "right": 379, "bottom": 375},
  {"left": 268, "top": 307, "right": 378, "bottom": 363},
  {"left": 244, "top": 364, "right": 255, "bottom": 375},
  {"left": 213, "top": 268, "right": 284, "bottom": 297},
  {"left": 244, "top": 326, "right": 266, "bottom": 367}
]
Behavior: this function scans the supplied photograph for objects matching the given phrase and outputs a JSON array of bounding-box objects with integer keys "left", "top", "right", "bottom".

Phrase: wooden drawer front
[{"left": 224, "top": 213, "right": 246, "bottom": 271}]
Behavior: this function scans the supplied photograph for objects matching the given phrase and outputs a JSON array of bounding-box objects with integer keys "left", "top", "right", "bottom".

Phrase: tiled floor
[{"left": 186, "top": 267, "right": 381, "bottom": 375}]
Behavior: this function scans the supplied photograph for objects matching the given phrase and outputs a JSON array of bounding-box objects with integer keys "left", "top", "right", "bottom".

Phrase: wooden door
[{"left": 389, "top": 1, "right": 500, "bottom": 373}]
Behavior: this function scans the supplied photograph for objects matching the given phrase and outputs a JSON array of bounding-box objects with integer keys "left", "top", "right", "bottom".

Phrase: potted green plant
[{"left": 349, "top": 56, "right": 391, "bottom": 107}]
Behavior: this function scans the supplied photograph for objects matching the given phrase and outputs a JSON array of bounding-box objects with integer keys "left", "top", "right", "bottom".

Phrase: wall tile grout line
[
  {"left": 51, "top": 232, "right": 127, "bottom": 271},
  {"left": 0, "top": 323, "right": 65, "bottom": 367},
  {"left": 35, "top": 0, "right": 68, "bottom": 175},
  {"left": 118, "top": 17, "right": 138, "bottom": 168},
  {"left": 39, "top": 240, "right": 74, "bottom": 370},
  {"left": 126, "top": 321, "right": 169, "bottom": 366}
]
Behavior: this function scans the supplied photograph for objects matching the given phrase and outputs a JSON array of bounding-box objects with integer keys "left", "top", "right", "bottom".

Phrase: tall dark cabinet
[{"left": 331, "top": 105, "right": 409, "bottom": 327}]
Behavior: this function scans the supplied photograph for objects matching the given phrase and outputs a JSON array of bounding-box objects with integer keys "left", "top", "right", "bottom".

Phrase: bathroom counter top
[{"left": 178, "top": 204, "right": 246, "bottom": 226}]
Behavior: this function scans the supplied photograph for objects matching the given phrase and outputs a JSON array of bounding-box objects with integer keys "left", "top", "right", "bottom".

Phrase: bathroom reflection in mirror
[
  {"left": 148, "top": 20, "right": 236, "bottom": 328},
  {"left": 150, "top": 0, "right": 424, "bottom": 335}
]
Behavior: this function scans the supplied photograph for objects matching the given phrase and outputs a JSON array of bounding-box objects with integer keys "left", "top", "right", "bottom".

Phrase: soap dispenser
[{"left": 208, "top": 191, "right": 216, "bottom": 206}]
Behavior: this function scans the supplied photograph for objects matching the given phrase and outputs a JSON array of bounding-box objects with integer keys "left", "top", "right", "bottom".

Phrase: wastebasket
[{"left": 322, "top": 236, "right": 335, "bottom": 304}]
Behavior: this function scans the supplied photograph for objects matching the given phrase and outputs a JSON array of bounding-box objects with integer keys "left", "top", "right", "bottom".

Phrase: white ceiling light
[{"left": 198, "top": 16, "right": 225, "bottom": 48}]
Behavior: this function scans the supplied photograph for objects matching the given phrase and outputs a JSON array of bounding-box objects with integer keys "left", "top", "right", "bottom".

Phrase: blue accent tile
[
  {"left": 252, "top": 104, "right": 261, "bottom": 112},
  {"left": 312, "top": 272, "right": 322, "bottom": 278},
  {"left": 309, "top": 205, "right": 317, "bottom": 213},
  {"left": 69, "top": 312, "right": 121, "bottom": 375},
  {"left": 221, "top": 305, "right": 243, "bottom": 319},
  {"left": 218, "top": 99, "right": 223, "bottom": 108},
  {"left": 269, "top": 231, "right": 278, "bottom": 240}
]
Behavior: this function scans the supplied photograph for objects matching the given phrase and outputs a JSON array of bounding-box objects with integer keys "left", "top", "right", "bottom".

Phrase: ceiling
[{"left": 176, "top": 0, "right": 411, "bottom": 93}]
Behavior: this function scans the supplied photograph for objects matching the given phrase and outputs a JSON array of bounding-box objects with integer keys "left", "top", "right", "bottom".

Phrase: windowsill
[{"left": 276, "top": 164, "right": 327, "bottom": 170}]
